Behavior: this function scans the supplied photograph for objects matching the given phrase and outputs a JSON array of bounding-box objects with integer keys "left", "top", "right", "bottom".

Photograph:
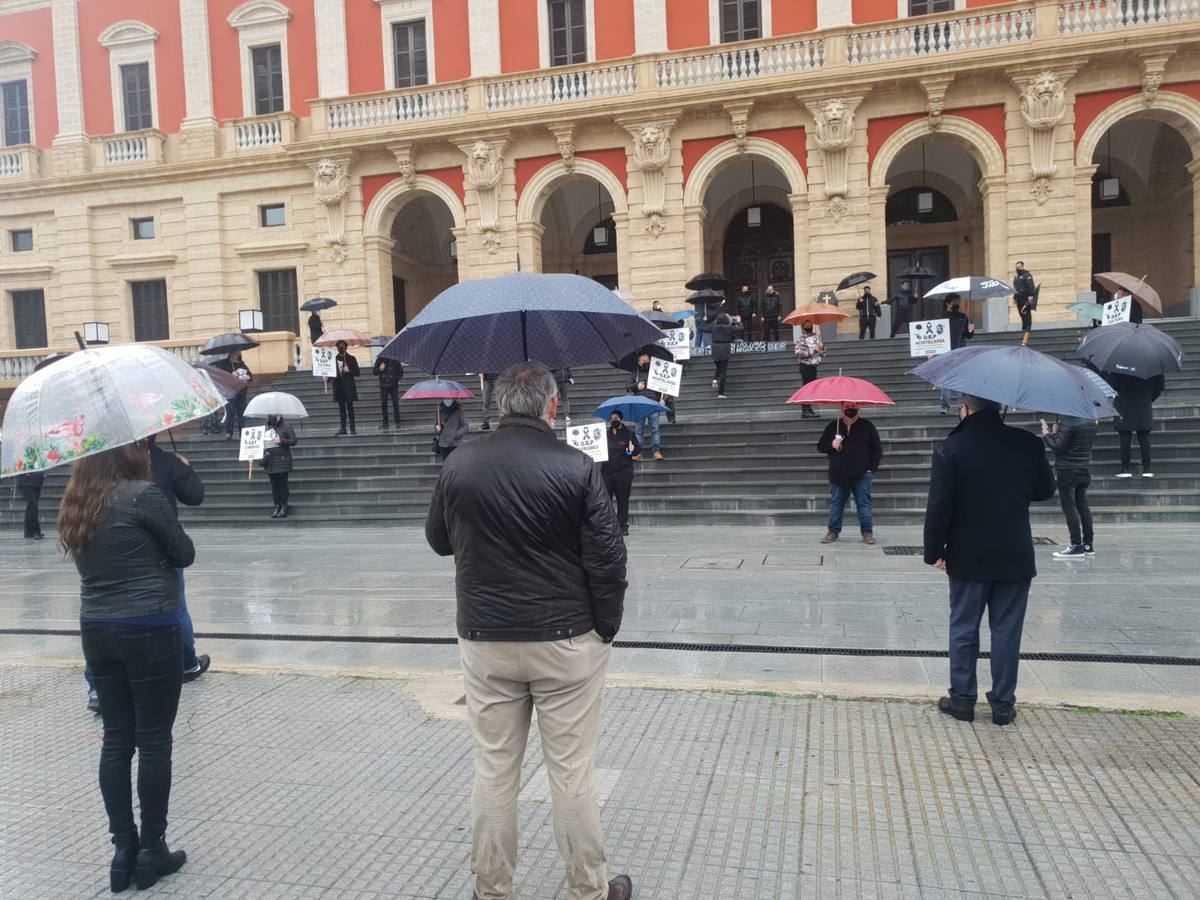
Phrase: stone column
[
  {"left": 179, "top": 186, "right": 227, "bottom": 337},
  {"left": 364, "top": 235, "right": 396, "bottom": 338},
  {"left": 468, "top": 0, "right": 500, "bottom": 76},
  {"left": 979, "top": 173, "right": 1010, "bottom": 332},
  {"left": 50, "top": 0, "right": 89, "bottom": 175},
  {"left": 612, "top": 210, "right": 632, "bottom": 292},
  {"left": 682, "top": 205, "right": 705, "bottom": 288},
  {"left": 314, "top": 0, "right": 349, "bottom": 98},
  {"left": 789, "top": 192, "right": 811, "bottom": 317},
  {"left": 1189, "top": 159, "right": 1200, "bottom": 295},
  {"left": 178, "top": 0, "right": 221, "bottom": 160},
  {"left": 1072, "top": 164, "right": 1098, "bottom": 302}
]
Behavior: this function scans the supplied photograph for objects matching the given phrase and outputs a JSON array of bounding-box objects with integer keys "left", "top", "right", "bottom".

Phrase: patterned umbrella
[
  {"left": 923, "top": 276, "right": 1013, "bottom": 301},
  {"left": 402, "top": 379, "right": 475, "bottom": 401},
  {"left": 1, "top": 345, "right": 225, "bottom": 477},
  {"left": 787, "top": 376, "right": 894, "bottom": 407},
  {"left": 315, "top": 328, "right": 371, "bottom": 347}
]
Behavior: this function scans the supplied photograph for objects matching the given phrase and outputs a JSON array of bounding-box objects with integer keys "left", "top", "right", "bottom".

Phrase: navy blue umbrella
[
  {"left": 593, "top": 394, "right": 670, "bottom": 423},
  {"left": 301, "top": 297, "right": 338, "bottom": 312},
  {"left": 910, "top": 345, "right": 1117, "bottom": 419},
  {"left": 380, "top": 273, "right": 665, "bottom": 374}
]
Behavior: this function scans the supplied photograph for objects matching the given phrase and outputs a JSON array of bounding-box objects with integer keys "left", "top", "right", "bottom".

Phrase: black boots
[
  {"left": 110, "top": 829, "right": 139, "bottom": 893},
  {"left": 271, "top": 505, "right": 281, "bottom": 518},
  {"left": 134, "top": 837, "right": 186, "bottom": 890}
]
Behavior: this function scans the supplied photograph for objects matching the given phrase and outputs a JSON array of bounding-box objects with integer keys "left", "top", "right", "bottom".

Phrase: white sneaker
[
  {"left": 1053, "top": 545, "right": 1088, "bottom": 559},
  {"left": 1115, "top": 472, "right": 1133, "bottom": 479},
  {"left": 1142, "top": 472, "right": 1154, "bottom": 478},
  {"left": 718, "top": 394, "right": 727, "bottom": 399}
]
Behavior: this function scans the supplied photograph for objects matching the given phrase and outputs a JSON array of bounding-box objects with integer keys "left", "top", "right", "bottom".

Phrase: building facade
[{"left": 0, "top": 0, "right": 1198, "bottom": 378}]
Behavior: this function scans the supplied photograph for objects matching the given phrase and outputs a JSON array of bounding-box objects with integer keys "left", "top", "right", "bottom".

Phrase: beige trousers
[{"left": 459, "top": 631, "right": 612, "bottom": 900}]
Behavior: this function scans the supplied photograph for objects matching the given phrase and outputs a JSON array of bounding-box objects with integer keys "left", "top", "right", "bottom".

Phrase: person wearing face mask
[
  {"left": 816, "top": 403, "right": 882, "bottom": 545},
  {"left": 735, "top": 285, "right": 757, "bottom": 340},
  {"left": 332, "top": 340, "right": 360, "bottom": 436},
  {"left": 887, "top": 282, "right": 916, "bottom": 338},
  {"left": 1013, "top": 261, "right": 1037, "bottom": 345},
  {"left": 793, "top": 321, "right": 826, "bottom": 419},
  {"left": 760, "top": 284, "right": 783, "bottom": 342},
  {"left": 600, "top": 410, "right": 640, "bottom": 536},
  {"left": 261, "top": 413, "right": 298, "bottom": 519},
  {"left": 856, "top": 287, "right": 881, "bottom": 340},
  {"left": 700, "top": 313, "right": 744, "bottom": 399},
  {"left": 435, "top": 398, "right": 469, "bottom": 460},
  {"left": 939, "top": 295, "right": 975, "bottom": 414},
  {"left": 626, "top": 351, "right": 665, "bottom": 460}
]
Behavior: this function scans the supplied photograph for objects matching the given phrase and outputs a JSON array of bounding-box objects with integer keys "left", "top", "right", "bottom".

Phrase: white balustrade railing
[
  {"left": 0, "top": 354, "right": 41, "bottom": 381},
  {"left": 1059, "top": 0, "right": 1200, "bottom": 32},
  {"left": 485, "top": 63, "right": 637, "bottom": 111},
  {"left": 328, "top": 86, "right": 468, "bottom": 130},
  {"left": 103, "top": 135, "right": 149, "bottom": 165},
  {"left": 657, "top": 38, "right": 823, "bottom": 88},
  {"left": 235, "top": 118, "right": 283, "bottom": 150},
  {"left": 0, "top": 152, "right": 23, "bottom": 177},
  {"left": 848, "top": 7, "right": 1035, "bottom": 63},
  {"left": 163, "top": 343, "right": 204, "bottom": 363}
]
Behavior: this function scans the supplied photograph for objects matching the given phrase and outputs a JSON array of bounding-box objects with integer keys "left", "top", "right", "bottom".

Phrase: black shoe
[
  {"left": 1052, "top": 544, "right": 1088, "bottom": 559},
  {"left": 349, "top": 427, "right": 357, "bottom": 435},
  {"left": 937, "top": 695, "right": 975, "bottom": 722},
  {"left": 270, "top": 506, "right": 281, "bottom": 519},
  {"left": 87, "top": 689, "right": 100, "bottom": 714},
  {"left": 1083, "top": 543, "right": 1095, "bottom": 556},
  {"left": 607, "top": 874, "right": 633, "bottom": 900},
  {"left": 992, "top": 706, "right": 1017, "bottom": 726},
  {"left": 621, "top": 525, "right": 629, "bottom": 536},
  {"left": 25, "top": 532, "right": 43, "bottom": 540},
  {"left": 480, "top": 422, "right": 491, "bottom": 432},
  {"left": 110, "top": 829, "right": 139, "bottom": 893},
  {"left": 278, "top": 505, "right": 289, "bottom": 519},
  {"left": 183, "top": 654, "right": 210, "bottom": 684},
  {"left": 335, "top": 428, "right": 347, "bottom": 437},
  {"left": 134, "top": 838, "right": 186, "bottom": 890}
]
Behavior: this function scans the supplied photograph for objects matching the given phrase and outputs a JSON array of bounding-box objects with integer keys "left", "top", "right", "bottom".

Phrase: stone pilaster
[
  {"left": 314, "top": 0, "right": 350, "bottom": 98},
  {"left": 50, "top": 0, "right": 89, "bottom": 175},
  {"left": 178, "top": 0, "right": 221, "bottom": 160}
]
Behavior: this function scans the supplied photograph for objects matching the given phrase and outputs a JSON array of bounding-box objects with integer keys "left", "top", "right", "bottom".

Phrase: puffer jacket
[
  {"left": 75, "top": 480, "right": 195, "bottom": 621},
  {"left": 425, "top": 415, "right": 627, "bottom": 642},
  {"left": 1043, "top": 417, "right": 1098, "bottom": 470},
  {"left": 262, "top": 423, "right": 298, "bottom": 474},
  {"left": 702, "top": 320, "right": 745, "bottom": 361}
]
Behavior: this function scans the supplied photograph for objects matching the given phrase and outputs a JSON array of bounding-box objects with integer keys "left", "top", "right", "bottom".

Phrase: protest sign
[
  {"left": 1102, "top": 296, "right": 1132, "bottom": 326},
  {"left": 657, "top": 327, "right": 691, "bottom": 361},
  {"left": 239, "top": 426, "right": 265, "bottom": 461},
  {"left": 312, "top": 346, "right": 337, "bottom": 377},
  {"left": 566, "top": 423, "right": 608, "bottom": 463},
  {"left": 646, "top": 357, "right": 683, "bottom": 397},
  {"left": 908, "top": 319, "right": 952, "bottom": 357}
]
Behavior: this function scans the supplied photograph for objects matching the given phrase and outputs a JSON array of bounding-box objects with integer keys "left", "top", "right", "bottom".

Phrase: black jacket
[
  {"left": 148, "top": 443, "right": 205, "bottom": 513},
  {"left": 923, "top": 410, "right": 1056, "bottom": 582},
  {"left": 262, "top": 423, "right": 298, "bottom": 474},
  {"left": 1013, "top": 270, "right": 1036, "bottom": 303},
  {"left": 437, "top": 405, "right": 469, "bottom": 449},
  {"left": 308, "top": 313, "right": 323, "bottom": 344},
  {"left": 75, "top": 480, "right": 195, "bottom": 621},
  {"left": 333, "top": 352, "right": 360, "bottom": 402},
  {"left": 372, "top": 357, "right": 403, "bottom": 391},
  {"left": 856, "top": 293, "right": 881, "bottom": 320},
  {"left": 626, "top": 365, "right": 665, "bottom": 404},
  {"left": 601, "top": 423, "right": 639, "bottom": 474},
  {"left": 1106, "top": 372, "right": 1164, "bottom": 432},
  {"left": 425, "top": 415, "right": 627, "bottom": 642},
  {"left": 817, "top": 417, "right": 882, "bottom": 484},
  {"left": 761, "top": 291, "right": 782, "bottom": 321},
  {"left": 701, "top": 320, "right": 745, "bottom": 361},
  {"left": 15, "top": 471, "right": 44, "bottom": 500},
  {"left": 1043, "top": 417, "right": 1098, "bottom": 470},
  {"left": 945, "top": 310, "right": 973, "bottom": 350},
  {"left": 889, "top": 293, "right": 916, "bottom": 322},
  {"left": 212, "top": 356, "right": 252, "bottom": 397},
  {"left": 736, "top": 292, "right": 756, "bottom": 319}
]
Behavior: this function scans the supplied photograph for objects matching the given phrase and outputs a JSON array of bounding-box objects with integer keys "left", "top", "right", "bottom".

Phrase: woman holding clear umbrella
[{"left": 262, "top": 414, "right": 298, "bottom": 518}]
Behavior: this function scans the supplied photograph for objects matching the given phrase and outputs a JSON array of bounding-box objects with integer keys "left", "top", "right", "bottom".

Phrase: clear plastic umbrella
[
  {"left": 243, "top": 392, "right": 309, "bottom": 418},
  {"left": 1, "top": 344, "right": 224, "bottom": 477}
]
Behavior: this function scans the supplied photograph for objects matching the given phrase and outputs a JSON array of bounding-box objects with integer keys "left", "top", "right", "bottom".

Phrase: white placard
[
  {"left": 646, "top": 357, "right": 683, "bottom": 397},
  {"left": 657, "top": 327, "right": 691, "bottom": 361},
  {"left": 312, "top": 346, "right": 337, "bottom": 377},
  {"left": 238, "top": 426, "right": 266, "bottom": 461},
  {"left": 909, "top": 318, "right": 953, "bottom": 357},
  {"left": 1101, "top": 296, "right": 1132, "bottom": 326},
  {"left": 566, "top": 423, "right": 609, "bottom": 463}
]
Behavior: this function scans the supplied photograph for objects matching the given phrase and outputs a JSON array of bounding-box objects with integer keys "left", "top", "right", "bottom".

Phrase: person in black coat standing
[
  {"left": 307, "top": 312, "right": 324, "bottom": 347},
  {"left": 701, "top": 313, "right": 744, "bottom": 398},
  {"left": 856, "top": 287, "right": 881, "bottom": 340},
  {"left": 938, "top": 296, "right": 974, "bottom": 413},
  {"left": 372, "top": 357, "right": 403, "bottom": 430},
  {"left": 817, "top": 404, "right": 882, "bottom": 544},
  {"left": 887, "top": 283, "right": 917, "bottom": 338},
  {"left": 600, "top": 410, "right": 640, "bottom": 536},
  {"left": 1013, "top": 261, "right": 1037, "bottom": 345},
  {"left": 212, "top": 351, "right": 252, "bottom": 440},
  {"left": 735, "top": 285, "right": 757, "bottom": 340},
  {"left": 16, "top": 471, "right": 44, "bottom": 539},
  {"left": 332, "top": 340, "right": 360, "bottom": 436},
  {"left": 924, "top": 395, "right": 1056, "bottom": 726},
  {"left": 760, "top": 284, "right": 783, "bottom": 342},
  {"left": 1106, "top": 371, "right": 1164, "bottom": 478},
  {"left": 262, "top": 414, "right": 298, "bottom": 518},
  {"left": 1043, "top": 416, "right": 1099, "bottom": 558}
]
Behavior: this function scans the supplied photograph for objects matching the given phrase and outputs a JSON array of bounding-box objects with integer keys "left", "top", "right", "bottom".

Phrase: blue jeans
[
  {"left": 86, "top": 570, "right": 194, "bottom": 689},
  {"left": 940, "top": 387, "right": 961, "bottom": 411},
  {"left": 827, "top": 474, "right": 873, "bottom": 535},
  {"left": 948, "top": 578, "right": 1030, "bottom": 709},
  {"left": 638, "top": 414, "right": 661, "bottom": 453}
]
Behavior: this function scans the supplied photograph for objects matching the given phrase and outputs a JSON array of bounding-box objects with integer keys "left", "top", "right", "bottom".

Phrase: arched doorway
[
  {"left": 1090, "top": 118, "right": 1194, "bottom": 316},
  {"left": 539, "top": 178, "right": 619, "bottom": 288}
]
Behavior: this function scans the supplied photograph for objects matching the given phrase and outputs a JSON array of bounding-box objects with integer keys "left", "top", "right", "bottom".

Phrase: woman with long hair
[
  {"left": 59, "top": 442, "right": 195, "bottom": 893},
  {"left": 262, "top": 413, "right": 298, "bottom": 518}
]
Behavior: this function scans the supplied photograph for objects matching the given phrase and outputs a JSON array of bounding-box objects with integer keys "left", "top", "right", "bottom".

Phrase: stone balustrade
[
  {"left": 847, "top": 3, "right": 1036, "bottom": 64},
  {"left": 92, "top": 129, "right": 165, "bottom": 168},
  {"left": 656, "top": 37, "right": 824, "bottom": 88},
  {"left": 1058, "top": 0, "right": 1200, "bottom": 32},
  {"left": 485, "top": 61, "right": 638, "bottom": 111},
  {"left": 0, "top": 145, "right": 40, "bottom": 180},
  {"left": 324, "top": 84, "right": 468, "bottom": 132},
  {"left": 227, "top": 112, "right": 298, "bottom": 152}
]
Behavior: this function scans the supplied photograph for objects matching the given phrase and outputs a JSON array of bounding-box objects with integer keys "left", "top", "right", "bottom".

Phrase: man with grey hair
[
  {"left": 425, "top": 361, "right": 632, "bottom": 900},
  {"left": 924, "top": 393, "right": 1055, "bottom": 726}
]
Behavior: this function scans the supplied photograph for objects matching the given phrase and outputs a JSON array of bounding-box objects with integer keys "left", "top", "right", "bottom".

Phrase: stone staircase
[{"left": 5, "top": 320, "right": 1199, "bottom": 529}]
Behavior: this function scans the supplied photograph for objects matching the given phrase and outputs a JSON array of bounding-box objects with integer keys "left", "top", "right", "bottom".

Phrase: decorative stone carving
[
  {"left": 552, "top": 125, "right": 576, "bottom": 170},
  {"left": 312, "top": 156, "right": 351, "bottom": 264},
  {"left": 724, "top": 101, "right": 754, "bottom": 152},
  {"left": 921, "top": 76, "right": 955, "bottom": 131},
  {"left": 625, "top": 120, "right": 674, "bottom": 238},
  {"left": 388, "top": 141, "right": 417, "bottom": 188},
  {"left": 1140, "top": 51, "right": 1174, "bottom": 106},
  {"left": 461, "top": 139, "right": 506, "bottom": 253},
  {"left": 804, "top": 97, "right": 861, "bottom": 223},
  {"left": 1014, "top": 70, "right": 1072, "bottom": 205}
]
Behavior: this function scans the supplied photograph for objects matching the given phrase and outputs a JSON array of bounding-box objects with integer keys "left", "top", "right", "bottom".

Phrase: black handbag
[{"left": 431, "top": 436, "right": 440, "bottom": 455}]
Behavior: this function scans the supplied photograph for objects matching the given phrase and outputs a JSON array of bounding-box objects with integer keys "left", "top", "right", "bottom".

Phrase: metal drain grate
[{"left": 881, "top": 546, "right": 924, "bottom": 556}]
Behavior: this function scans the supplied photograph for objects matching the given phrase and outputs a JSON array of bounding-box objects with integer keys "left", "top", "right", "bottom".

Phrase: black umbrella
[
  {"left": 301, "top": 297, "right": 338, "bottom": 312},
  {"left": 613, "top": 343, "right": 673, "bottom": 373},
  {"left": 643, "top": 312, "right": 678, "bottom": 329},
  {"left": 33, "top": 352, "right": 72, "bottom": 372},
  {"left": 901, "top": 265, "right": 938, "bottom": 280},
  {"left": 685, "top": 272, "right": 732, "bottom": 292},
  {"left": 1077, "top": 323, "right": 1184, "bottom": 379},
  {"left": 685, "top": 289, "right": 726, "bottom": 306},
  {"left": 836, "top": 271, "right": 876, "bottom": 291},
  {"left": 199, "top": 332, "right": 260, "bottom": 356}
]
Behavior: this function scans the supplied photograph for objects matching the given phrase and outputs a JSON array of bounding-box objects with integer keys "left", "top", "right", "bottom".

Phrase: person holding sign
[
  {"left": 700, "top": 313, "right": 744, "bottom": 399},
  {"left": 262, "top": 414, "right": 298, "bottom": 519},
  {"left": 626, "top": 351, "right": 666, "bottom": 460},
  {"left": 212, "top": 351, "right": 252, "bottom": 441},
  {"left": 332, "top": 340, "right": 360, "bottom": 436},
  {"left": 793, "top": 323, "right": 826, "bottom": 419},
  {"left": 601, "top": 410, "right": 640, "bottom": 536},
  {"left": 817, "top": 403, "right": 883, "bottom": 545}
]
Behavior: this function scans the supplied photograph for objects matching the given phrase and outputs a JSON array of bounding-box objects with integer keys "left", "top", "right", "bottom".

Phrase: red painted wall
[
  {"left": 867, "top": 106, "right": 1006, "bottom": 170},
  {"left": 774, "top": 0, "right": 819, "bottom": 35},
  {"left": 867, "top": 114, "right": 923, "bottom": 167},
  {"left": 345, "top": 0, "right": 385, "bottom": 94},
  {"left": 208, "top": 0, "right": 319, "bottom": 121},
  {"left": 682, "top": 129, "right": 808, "bottom": 185},
  {"left": 0, "top": 7, "right": 56, "bottom": 147},
  {"left": 596, "top": 0, "right": 635, "bottom": 59},
  {"left": 965, "top": 0, "right": 1009, "bottom": 7},
  {"left": 682, "top": 136, "right": 724, "bottom": 182},
  {"left": 435, "top": 0, "right": 471, "bottom": 81},
  {"left": 949, "top": 104, "right": 1007, "bottom": 151},
  {"left": 499, "top": 0, "right": 539, "bottom": 73},
  {"left": 361, "top": 166, "right": 466, "bottom": 216},
  {"left": 665, "top": 0, "right": 709, "bottom": 49},
  {"left": 76, "top": 0, "right": 187, "bottom": 135},
  {"left": 514, "top": 148, "right": 629, "bottom": 200},
  {"left": 1072, "top": 87, "right": 1141, "bottom": 149},
  {"left": 852, "top": 0, "right": 897, "bottom": 25}
]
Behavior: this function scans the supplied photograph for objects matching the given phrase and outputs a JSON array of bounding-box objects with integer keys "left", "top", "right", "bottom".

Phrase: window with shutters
[
  {"left": 1, "top": 80, "right": 30, "bottom": 146},
  {"left": 548, "top": 0, "right": 587, "bottom": 67},
  {"left": 720, "top": 0, "right": 761, "bottom": 42},
  {"left": 909, "top": 0, "right": 954, "bottom": 14},
  {"left": 120, "top": 63, "right": 153, "bottom": 131},
  {"left": 252, "top": 44, "right": 285, "bottom": 115},
  {"left": 392, "top": 20, "right": 429, "bottom": 88},
  {"left": 131, "top": 280, "right": 170, "bottom": 342},
  {"left": 11, "top": 289, "right": 47, "bottom": 350},
  {"left": 258, "top": 269, "right": 300, "bottom": 335}
]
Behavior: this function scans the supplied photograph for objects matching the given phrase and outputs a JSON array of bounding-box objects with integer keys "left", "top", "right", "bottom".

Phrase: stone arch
[
  {"left": 515, "top": 157, "right": 628, "bottom": 225},
  {"left": 870, "top": 116, "right": 1005, "bottom": 190},
  {"left": 1075, "top": 91, "right": 1200, "bottom": 167},
  {"left": 683, "top": 136, "right": 807, "bottom": 208},
  {"left": 363, "top": 174, "right": 467, "bottom": 238}
]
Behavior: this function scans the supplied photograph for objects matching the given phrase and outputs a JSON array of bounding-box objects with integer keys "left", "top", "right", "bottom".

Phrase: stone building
[{"left": 0, "top": 0, "right": 1197, "bottom": 380}]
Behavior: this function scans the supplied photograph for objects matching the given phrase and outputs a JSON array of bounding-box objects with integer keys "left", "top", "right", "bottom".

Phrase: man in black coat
[
  {"left": 211, "top": 351, "right": 252, "bottom": 440},
  {"left": 701, "top": 314, "right": 744, "bottom": 398},
  {"left": 15, "top": 471, "right": 44, "bottom": 539},
  {"left": 332, "top": 340, "right": 360, "bottom": 436},
  {"left": 887, "top": 282, "right": 917, "bottom": 337},
  {"left": 372, "top": 357, "right": 403, "bottom": 430},
  {"left": 856, "top": 287, "right": 881, "bottom": 340},
  {"left": 425, "top": 362, "right": 632, "bottom": 900},
  {"left": 735, "top": 285, "right": 757, "bottom": 340},
  {"left": 817, "top": 403, "right": 882, "bottom": 544},
  {"left": 1013, "top": 261, "right": 1037, "bottom": 345},
  {"left": 924, "top": 395, "right": 1056, "bottom": 726},
  {"left": 1107, "top": 371, "right": 1164, "bottom": 478},
  {"left": 938, "top": 295, "right": 974, "bottom": 413},
  {"left": 601, "top": 410, "right": 639, "bottom": 536},
  {"left": 1043, "top": 416, "right": 1099, "bottom": 558},
  {"left": 760, "top": 284, "right": 783, "bottom": 342},
  {"left": 626, "top": 352, "right": 665, "bottom": 459}
]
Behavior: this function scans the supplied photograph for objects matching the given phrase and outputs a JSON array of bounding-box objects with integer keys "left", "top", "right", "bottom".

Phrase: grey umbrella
[
  {"left": 910, "top": 345, "right": 1117, "bottom": 419},
  {"left": 199, "top": 332, "right": 260, "bottom": 356},
  {"left": 1077, "top": 322, "right": 1184, "bottom": 378}
]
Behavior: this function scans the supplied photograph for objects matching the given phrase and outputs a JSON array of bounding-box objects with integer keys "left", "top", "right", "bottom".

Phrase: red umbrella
[
  {"left": 401, "top": 379, "right": 475, "bottom": 401},
  {"left": 787, "top": 375, "right": 894, "bottom": 407}
]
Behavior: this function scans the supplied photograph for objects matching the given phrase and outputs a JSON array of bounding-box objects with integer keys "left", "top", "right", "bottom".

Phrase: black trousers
[
  {"left": 269, "top": 472, "right": 290, "bottom": 509},
  {"left": 337, "top": 398, "right": 356, "bottom": 431},
  {"left": 713, "top": 358, "right": 730, "bottom": 394},
  {"left": 1019, "top": 306, "right": 1033, "bottom": 333},
  {"left": 858, "top": 318, "right": 876, "bottom": 340},
  {"left": 225, "top": 393, "right": 247, "bottom": 436},
  {"left": 19, "top": 485, "right": 40, "bottom": 536},
  {"left": 762, "top": 319, "right": 780, "bottom": 342},
  {"left": 890, "top": 318, "right": 909, "bottom": 338},
  {"left": 1119, "top": 430, "right": 1151, "bottom": 471},
  {"left": 81, "top": 624, "right": 182, "bottom": 843},
  {"left": 604, "top": 467, "right": 634, "bottom": 527},
  {"left": 438, "top": 445, "right": 456, "bottom": 461},
  {"left": 948, "top": 578, "right": 1029, "bottom": 709},
  {"left": 381, "top": 386, "right": 400, "bottom": 426},
  {"left": 1055, "top": 468, "right": 1093, "bottom": 547},
  {"left": 798, "top": 363, "right": 818, "bottom": 415}
]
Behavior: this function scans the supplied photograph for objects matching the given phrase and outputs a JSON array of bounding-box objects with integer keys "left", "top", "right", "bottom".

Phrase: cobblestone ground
[{"left": 3, "top": 666, "right": 1199, "bottom": 899}]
